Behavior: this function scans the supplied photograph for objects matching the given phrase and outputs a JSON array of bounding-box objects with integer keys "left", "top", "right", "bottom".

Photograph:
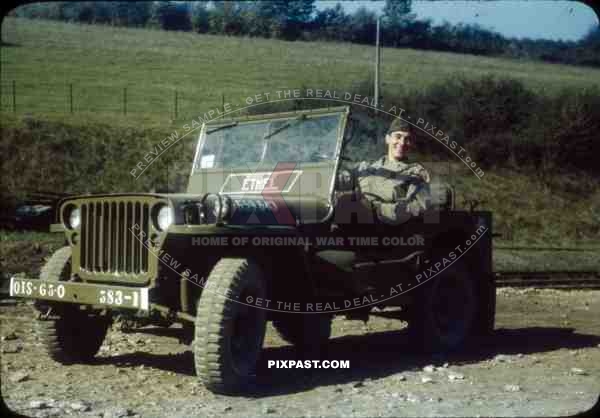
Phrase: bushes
[
  {"left": 0, "top": 117, "right": 193, "bottom": 212},
  {"left": 390, "top": 75, "right": 599, "bottom": 180},
  {"left": 1, "top": 76, "right": 597, "bottom": 205}
]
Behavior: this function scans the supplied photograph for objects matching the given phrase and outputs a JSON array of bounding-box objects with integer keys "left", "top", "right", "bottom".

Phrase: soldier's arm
[
  {"left": 378, "top": 169, "right": 432, "bottom": 223},
  {"left": 352, "top": 161, "right": 388, "bottom": 220},
  {"left": 404, "top": 164, "right": 432, "bottom": 214}
]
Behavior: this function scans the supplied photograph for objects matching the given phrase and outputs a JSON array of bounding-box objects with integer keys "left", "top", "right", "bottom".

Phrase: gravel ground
[{"left": 1, "top": 288, "right": 599, "bottom": 417}]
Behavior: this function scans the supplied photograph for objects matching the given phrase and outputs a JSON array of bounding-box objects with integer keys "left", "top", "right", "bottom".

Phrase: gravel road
[{"left": 2, "top": 288, "right": 599, "bottom": 417}]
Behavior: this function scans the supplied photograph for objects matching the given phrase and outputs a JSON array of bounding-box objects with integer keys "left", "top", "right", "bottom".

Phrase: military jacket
[{"left": 355, "top": 156, "right": 432, "bottom": 223}]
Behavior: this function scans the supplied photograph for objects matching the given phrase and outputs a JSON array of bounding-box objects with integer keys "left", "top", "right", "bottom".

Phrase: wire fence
[
  {"left": 0, "top": 80, "right": 233, "bottom": 120},
  {"left": 0, "top": 79, "right": 389, "bottom": 120}
]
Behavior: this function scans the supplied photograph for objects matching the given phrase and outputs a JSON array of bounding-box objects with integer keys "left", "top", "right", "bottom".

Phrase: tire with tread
[
  {"left": 408, "top": 262, "right": 477, "bottom": 353},
  {"left": 194, "top": 258, "right": 267, "bottom": 394},
  {"left": 35, "top": 247, "right": 110, "bottom": 364}
]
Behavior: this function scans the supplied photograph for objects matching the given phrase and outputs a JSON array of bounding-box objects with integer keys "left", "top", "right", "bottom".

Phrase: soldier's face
[{"left": 386, "top": 130, "right": 412, "bottom": 160}]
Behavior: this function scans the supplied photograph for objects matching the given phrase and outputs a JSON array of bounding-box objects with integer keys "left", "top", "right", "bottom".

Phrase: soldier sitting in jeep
[{"left": 355, "top": 118, "right": 432, "bottom": 223}]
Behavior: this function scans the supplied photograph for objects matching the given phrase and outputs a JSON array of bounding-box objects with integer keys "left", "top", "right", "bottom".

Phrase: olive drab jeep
[{"left": 10, "top": 106, "right": 495, "bottom": 394}]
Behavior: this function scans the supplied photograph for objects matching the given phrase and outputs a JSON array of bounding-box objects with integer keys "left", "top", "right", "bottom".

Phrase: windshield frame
[{"left": 190, "top": 106, "right": 350, "bottom": 208}]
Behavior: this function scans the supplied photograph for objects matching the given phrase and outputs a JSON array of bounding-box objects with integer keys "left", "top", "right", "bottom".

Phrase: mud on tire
[
  {"left": 193, "top": 258, "right": 267, "bottom": 394},
  {"left": 35, "top": 247, "right": 111, "bottom": 364}
]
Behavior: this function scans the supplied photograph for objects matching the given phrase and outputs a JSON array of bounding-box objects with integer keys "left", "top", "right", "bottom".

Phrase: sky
[{"left": 316, "top": 1, "right": 599, "bottom": 41}]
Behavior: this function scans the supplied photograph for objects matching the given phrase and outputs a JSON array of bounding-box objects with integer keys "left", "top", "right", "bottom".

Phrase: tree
[
  {"left": 349, "top": 7, "right": 377, "bottom": 44},
  {"left": 153, "top": 1, "right": 192, "bottom": 31},
  {"left": 382, "top": 0, "right": 415, "bottom": 47},
  {"left": 58, "top": 2, "right": 83, "bottom": 22},
  {"left": 92, "top": 2, "right": 117, "bottom": 24},
  {"left": 382, "top": 0, "right": 413, "bottom": 25},
  {"left": 312, "top": 3, "right": 350, "bottom": 41},
  {"left": 14, "top": 3, "right": 62, "bottom": 20},
  {"left": 255, "top": 0, "right": 315, "bottom": 40},
  {"left": 209, "top": 1, "right": 247, "bottom": 36},
  {"left": 112, "top": 2, "right": 152, "bottom": 26},
  {"left": 191, "top": 1, "right": 210, "bottom": 33}
]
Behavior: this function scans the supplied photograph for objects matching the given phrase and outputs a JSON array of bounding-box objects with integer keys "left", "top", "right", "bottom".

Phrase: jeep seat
[{"left": 428, "top": 181, "right": 454, "bottom": 211}]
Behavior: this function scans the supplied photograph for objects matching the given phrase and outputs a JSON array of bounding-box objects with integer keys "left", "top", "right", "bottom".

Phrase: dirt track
[{"left": 2, "top": 288, "right": 599, "bottom": 417}]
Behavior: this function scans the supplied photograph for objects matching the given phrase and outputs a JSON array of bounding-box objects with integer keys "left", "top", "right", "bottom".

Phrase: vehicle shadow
[
  {"left": 119, "top": 326, "right": 185, "bottom": 339},
  {"left": 94, "top": 350, "right": 196, "bottom": 376},
  {"left": 247, "top": 326, "right": 600, "bottom": 397},
  {"left": 92, "top": 325, "right": 600, "bottom": 397}
]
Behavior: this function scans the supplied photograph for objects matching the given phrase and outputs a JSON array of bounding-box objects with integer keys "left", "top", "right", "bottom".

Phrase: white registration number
[
  {"left": 99, "top": 289, "right": 125, "bottom": 306},
  {"left": 9, "top": 277, "right": 149, "bottom": 310},
  {"left": 10, "top": 279, "right": 66, "bottom": 299}
]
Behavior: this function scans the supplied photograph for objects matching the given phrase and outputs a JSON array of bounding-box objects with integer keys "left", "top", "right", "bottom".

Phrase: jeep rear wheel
[
  {"left": 34, "top": 247, "right": 111, "bottom": 363},
  {"left": 408, "top": 263, "right": 477, "bottom": 353},
  {"left": 194, "top": 258, "right": 267, "bottom": 394}
]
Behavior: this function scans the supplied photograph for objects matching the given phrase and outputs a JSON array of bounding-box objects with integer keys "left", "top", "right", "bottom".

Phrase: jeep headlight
[
  {"left": 65, "top": 206, "right": 80, "bottom": 230},
  {"left": 156, "top": 205, "right": 173, "bottom": 231},
  {"left": 212, "top": 197, "right": 231, "bottom": 220},
  {"left": 202, "top": 193, "right": 231, "bottom": 223}
]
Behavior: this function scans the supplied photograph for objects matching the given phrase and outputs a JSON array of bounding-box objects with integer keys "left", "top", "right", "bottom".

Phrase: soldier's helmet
[{"left": 387, "top": 118, "right": 412, "bottom": 134}]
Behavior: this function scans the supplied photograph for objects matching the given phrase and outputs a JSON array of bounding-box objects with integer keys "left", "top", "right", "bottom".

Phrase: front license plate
[{"left": 9, "top": 277, "right": 149, "bottom": 310}]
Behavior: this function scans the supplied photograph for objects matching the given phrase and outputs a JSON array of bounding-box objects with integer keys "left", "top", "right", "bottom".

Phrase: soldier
[{"left": 356, "top": 118, "right": 432, "bottom": 224}]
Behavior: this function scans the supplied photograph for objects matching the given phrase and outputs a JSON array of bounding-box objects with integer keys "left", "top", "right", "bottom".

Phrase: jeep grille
[{"left": 80, "top": 200, "right": 150, "bottom": 274}]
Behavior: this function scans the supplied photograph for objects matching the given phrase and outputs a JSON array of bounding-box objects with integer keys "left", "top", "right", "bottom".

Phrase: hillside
[
  {"left": 1, "top": 17, "right": 599, "bottom": 249},
  {"left": 2, "top": 17, "right": 600, "bottom": 123},
  {"left": 1, "top": 113, "right": 599, "bottom": 249}
]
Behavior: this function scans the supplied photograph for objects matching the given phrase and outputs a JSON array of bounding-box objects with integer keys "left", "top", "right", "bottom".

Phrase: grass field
[{"left": 2, "top": 17, "right": 600, "bottom": 123}]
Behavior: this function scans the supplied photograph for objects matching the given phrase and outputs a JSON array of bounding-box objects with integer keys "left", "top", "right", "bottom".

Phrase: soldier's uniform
[{"left": 355, "top": 157, "right": 432, "bottom": 224}]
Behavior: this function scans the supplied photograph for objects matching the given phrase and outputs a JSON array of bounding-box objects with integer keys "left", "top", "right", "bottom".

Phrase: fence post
[
  {"left": 123, "top": 87, "right": 127, "bottom": 115},
  {"left": 69, "top": 83, "right": 73, "bottom": 114},
  {"left": 174, "top": 90, "right": 178, "bottom": 120},
  {"left": 12, "top": 80, "right": 16, "bottom": 113}
]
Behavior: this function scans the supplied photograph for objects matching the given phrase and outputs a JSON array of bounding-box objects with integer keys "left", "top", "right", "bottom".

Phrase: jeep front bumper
[{"left": 9, "top": 276, "right": 149, "bottom": 311}]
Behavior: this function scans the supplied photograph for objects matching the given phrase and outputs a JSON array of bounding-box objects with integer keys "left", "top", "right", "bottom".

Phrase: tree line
[{"left": 9, "top": 1, "right": 600, "bottom": 67}]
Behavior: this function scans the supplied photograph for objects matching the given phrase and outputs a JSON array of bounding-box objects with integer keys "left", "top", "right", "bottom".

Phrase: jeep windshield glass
[
  {"left": 262, "top": 115, "right": 306, "bottom": 140},
  {"left": 190, "top": 112, "right": 343, "bottom": 197},
  {"left": 206, "top": 122, "right": 238, "bottom": 135},
  {"left": 196, "top": 114, "right": 339, "bottom": 170}
]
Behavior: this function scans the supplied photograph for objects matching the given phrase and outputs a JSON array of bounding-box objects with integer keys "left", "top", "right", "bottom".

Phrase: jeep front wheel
[
  {"left": 193, "top": 258, "right": 267, "bottom": 394},
  {"left": 34, "top": 247, "right": 111, "bottom": 363}
]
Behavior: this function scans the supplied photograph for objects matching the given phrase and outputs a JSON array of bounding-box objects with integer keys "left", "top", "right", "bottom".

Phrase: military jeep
[{"left": 10, "top": 106, "right": 495, "bottom": 394}]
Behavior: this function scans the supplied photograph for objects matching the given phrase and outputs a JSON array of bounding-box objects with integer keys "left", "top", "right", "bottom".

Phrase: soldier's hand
[
  {"left": 374, "top": 200, "right": 413, "bottom": 225},
  {"left": 405, "top": 164, "right": 431, "bottom": 183}
]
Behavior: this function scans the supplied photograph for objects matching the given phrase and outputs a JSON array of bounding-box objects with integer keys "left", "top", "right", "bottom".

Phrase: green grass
[
  {"left": 0, "top": 230, "right": 64, "bottom": 277},
  {"left": 494, "top": 249, "right": 600, "bottom": 272},
  {"left": 2, "top": 17, "right": 600, "bottom": 124},
  {"left": 0, "top": 230, "right": 60, "bottom": 242},
  {"left": 448, "top": 164, "right": 600, "bottom": 246}
]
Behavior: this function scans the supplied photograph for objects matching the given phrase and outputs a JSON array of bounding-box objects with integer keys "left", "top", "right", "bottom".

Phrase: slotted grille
[{"left": 80, "top": 200, "right": 150, "bottom": 274}]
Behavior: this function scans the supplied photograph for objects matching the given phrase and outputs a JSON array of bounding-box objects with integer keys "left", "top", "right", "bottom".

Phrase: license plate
[{"left": 9, "top": 277, "right": 149, "bottom": 310}]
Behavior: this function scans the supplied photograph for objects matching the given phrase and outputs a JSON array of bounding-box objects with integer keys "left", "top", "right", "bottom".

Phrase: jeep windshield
[{"left": 188, "top": 108, "right": 348, "bottom": 200}]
